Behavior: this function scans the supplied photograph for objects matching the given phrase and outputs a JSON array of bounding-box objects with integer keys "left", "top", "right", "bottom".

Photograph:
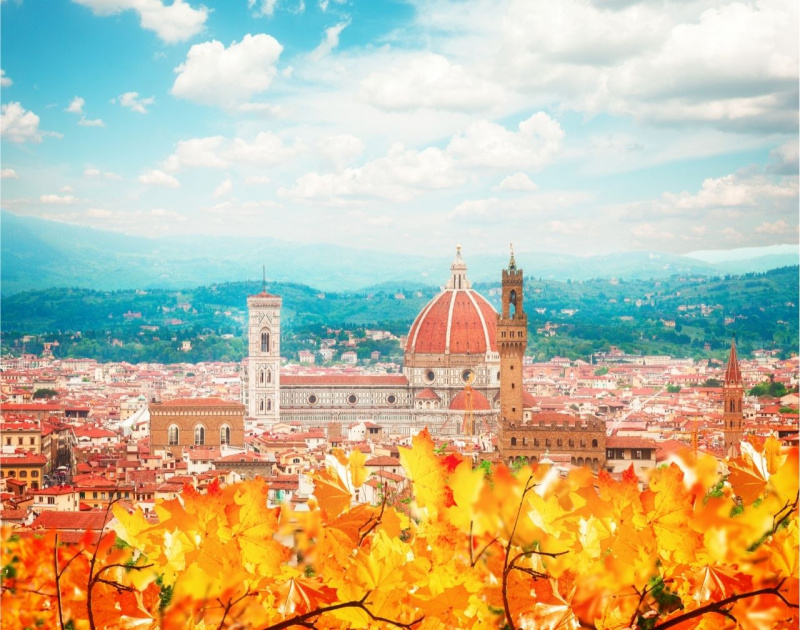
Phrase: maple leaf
[
  {"left": 312, "top": 464, "right": 353, "bottom": 518},
  {"left": 399, "top": 428, "right": 451, "bottom": 517}
]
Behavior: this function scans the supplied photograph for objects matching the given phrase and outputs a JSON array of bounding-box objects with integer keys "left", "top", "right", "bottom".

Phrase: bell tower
[
  {"left": 497, "top": 245, "right": 527, "bottom": 427},
  {"left": 246, "top": 267, "right": 282, "bottom": 426},
  {"left": 723, "top": 337, "right": 744, "bottom": 457}
]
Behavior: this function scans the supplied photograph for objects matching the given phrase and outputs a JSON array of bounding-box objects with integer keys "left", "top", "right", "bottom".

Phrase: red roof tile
[
  {"left": 31, "top": 511, "right": 108, "bottom": 531},
  {"left": 406, "top": 289, "right": 497, "bottom": 355},
  {"left": 449, "top": 388, "right": 492, "bottom": 411},
  {"left": 281, "top": 375, "right": 408, "bottom": 386}
]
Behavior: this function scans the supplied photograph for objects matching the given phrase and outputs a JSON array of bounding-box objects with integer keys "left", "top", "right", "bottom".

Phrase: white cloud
[
  {"left": 245, "top": 175, "right": 271, "bottom": 185},
  {"left": 281, "top": 143, "right": 463, "bottom": 203},
  {"left": 61, "top": 186, "right": 75, "bottom": 193},
  {"left": 40, "top": 194, "right": 78, "bottom": 204},
  {"left": 116, "top": 91, "right": 155, "bottom": 113},
  {"left": 72, "top": 0, "right": 207, "bottom": 44},
  {"left": 139, "top": 169, "right": 180, "bottom": 188},
  {"left": 84, "top": 167, "right": 122, "bottom": 180},
  {"left": 496, "top": 173, "right": 537, "bottom": 191},
  {"left": 1, "top": 168, "right": 19, "bottom": 179},
  {"left": 249, "top": 0, "right": 277, "bottom": 17},
  {"left": 447, "top": 112, "right": 564, "bottom": 170},
  {"left": 162, "top": 133, "right": 302, "bottom": 171},
  {"left": 66, "top": 96, "right": 85, "bottom": 114},
  {"left": 768, "top": 140, "right": 799, "bottom": 174},
  {"left": 755, "top": 219, "right": 793, "bottom": 234},
  {"left": 0, "top": 102, "right": 51, "bottom": 143},
  {"left": 309, "top": 21, "right": 349, "bottom": 62},
  {"left": 78, "top": 117, "right": 106, "bottom": 127},
  {"left": 0, "top": 69, "right": 12, "bottom": 87},
  {"left": 212, "top": 178, "right": 233, "bottom": 198},
  {"left": 359, "top": 53, "right": 503, "bottom": 112},
  {"left": 317, "top": 134, "right": 365, "bottom": 169},
  {"left": 171, "top": 34, "right": 283, "bottom": 109}
]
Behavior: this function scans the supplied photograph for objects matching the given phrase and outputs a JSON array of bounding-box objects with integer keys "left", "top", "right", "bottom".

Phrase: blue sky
[{"left": 1, "top": 0, "right": 797, "bottom": 258}]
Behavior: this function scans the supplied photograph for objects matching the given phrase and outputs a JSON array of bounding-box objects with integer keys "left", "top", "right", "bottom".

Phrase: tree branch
[
  {"left": 358, "top": 492, "right": 388, "bottom": 548},
  {"left": 653, "top": 580, "right": 798, "bottom": 630}
]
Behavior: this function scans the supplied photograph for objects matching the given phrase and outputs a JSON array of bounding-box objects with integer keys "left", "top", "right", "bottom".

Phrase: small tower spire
[
  {"left": 446, "top": 245, "right": 471, "bottom": 290},
  {"left": 725, "top": 335, "right": 742, "bottom": 384},
  {"left": 509, "top": 242, "right": 516, "bottom": 272}
]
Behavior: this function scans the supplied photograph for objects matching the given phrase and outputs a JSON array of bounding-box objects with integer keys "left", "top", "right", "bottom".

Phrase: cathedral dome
[
  {"left": 405, "top": 248, "right": 497, "bottom": 357},
  {"left": 449, "top": 388, "right": 492, "bottom": 411}
]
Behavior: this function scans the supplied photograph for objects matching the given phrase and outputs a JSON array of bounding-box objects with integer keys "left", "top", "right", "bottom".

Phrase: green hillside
[{"left": 1, "top": 267, "right": 796, "bottom": 364}]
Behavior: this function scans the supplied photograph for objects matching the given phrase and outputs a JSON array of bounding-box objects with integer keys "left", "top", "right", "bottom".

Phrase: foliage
[
  {"left": 750, "top": 381, "right": 789, "bottom": 398},
  {"left": 594, "top": 366, "right": 609, "bottom": 376},
  {"left": 2, "top": 436, "right": 798, "bottom": 629},
  {"left": 32, "top": 388, "right": 59, "bottom": 399},
  {"left": 666, "top": 384, "right": 681, "bottom": 393}
]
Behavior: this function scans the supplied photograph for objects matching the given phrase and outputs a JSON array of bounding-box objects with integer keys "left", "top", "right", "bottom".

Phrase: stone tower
[
  {"left": 247, "top": 275, "right": 282, "bottom": 425},
  {"left": 723, "top": 337, "right": 744, "bottom": 457},
  {"left": 497, "top": 246, "right": 527, "bottom": 427}
]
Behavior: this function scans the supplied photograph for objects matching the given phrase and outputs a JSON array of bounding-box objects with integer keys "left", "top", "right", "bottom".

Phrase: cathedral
[{"left": 243, "top": 248, "right": 516, "bottom": 437}]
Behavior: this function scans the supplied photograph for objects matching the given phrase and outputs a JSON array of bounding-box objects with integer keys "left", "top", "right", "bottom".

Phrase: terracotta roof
[
  {"left": 34, "top": 485, "right": 77, "bottom": 496},
  {"left": 415, "top": 388, "right": 440, "bottom": 400},
  {"left": 607, "top": 436, "right": 658, "bottom": 449},
  {"left": 1, "top": 453, "right": 47, "bottom": 465},
  {"left": 449, "top": 388, "right": 492, "bottom": 411},
  {"left": 522, "top": 390, "right": 536, "bottom": 408},
  {"left": 0, "top": 509, "right": 27, "bottom": 521},
  {"left": 365, "top": 456, "right": 401, "bottom": 467},
  {"left": 31, "top": 510, "right": 108, "bottom": 531},
  {"left": 406, "top": 289, "right": 497, "bottom": 355},
  {"left": 215, "top": 452, "right": 273, "bottom": 463},
  {"left": 725, "top": 340, "right": 742, "bottom": 384},
  {"left": 155, "top": 397, "right": 242, "bottom": 407},
  {"left": 281, "top": 375, "right": 408, "bottom": 386}
]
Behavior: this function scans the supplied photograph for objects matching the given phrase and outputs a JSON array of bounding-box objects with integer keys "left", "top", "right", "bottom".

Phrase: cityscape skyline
[{"left": 1, "top": 0, "right": 797, "bottom": 259}]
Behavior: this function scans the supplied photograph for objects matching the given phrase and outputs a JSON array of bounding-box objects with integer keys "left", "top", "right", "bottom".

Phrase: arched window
[
  {"left": 522, "top": 437, "right": 527, "bottom": 446},
  {"left": 267, "top": 399, "right": 272, "bottom": 411},
  {"left": 511, "top": 437, "right": 517, "bottom": 446},
  {"left": 569, "top": 439, "right": 574, "bottom": 448},
  {"left": 591, "top": 439, "right": 598, "bottom": 448},
  {"left": 260, "top": 399, "right": 265, "bottom": 412},
  {"left": 509, "top": 290, "right": 517, "bottom": 316},
  {"left": 168, "top": 425, "right": 179, "bottom": 446},
  {"left": 557, "top": 438, "right": 563, "bottom": 447},
  {"left": 261, "top": 331, "right": 270, "bottom": 352},
  {"left": 194, "top": 425, "right": 205, "bottom": 446},
  {"left": 260, "top": 370, "right": 265, "bottom": 384},
  {"left": 534, "top": 438, "right": 539, "bottom": 447},
  {"left": 220, "top": 425, "right": 231, "bottom": 446},
  {"left": 545, "top": 438, "right": 551, "bottom": 447},
  {"left": 267, "top": 370, "right": 272, "bottom": 383}
]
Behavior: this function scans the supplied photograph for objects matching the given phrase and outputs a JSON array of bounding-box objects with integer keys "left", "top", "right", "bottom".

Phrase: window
[
  {"left": 29, "top": 437, "right": 35, "bottom": 445},
  {"left": 347, "top": 394, "right": 358, "bottom": 405},
  {"left": 511, "top": 437, "right": 517, "bottom": 446},
  {"left": 580, "top": 439, "right": 586, "bottom": 448},
  {"left": 534, "top": 438, "right": 539, "bottom": 447},
  {"left": 80, "top": 492, "right": 86, "bottom": 499},
  {"left": 48, "top": 497, "right": 55, "bottom": 505},
  {"left": 31, "top": 471, "right": 38, "bottom": 478},
  {"left": 569, "top": 439, "right": 574, "bottom": 448},
  {"left": 557, "top": 438, "right": 563, "bottom": 447},
  {"left": 292, "top": 458, "right": 301, "bottom": 464},
  {"left": 308, "top": 394, "right": 318, "bottom": 405},
  {"left": 387, "top": 394, "right": 397, "bottom": 404},
  {"left": 17, "top": 437, "right": 23, "bottom": 445},
  {"left": 592, "top": 439, "right": 598, "bottom": 448},
  {"left": 168, "top": 425, "right": 179, "bottom": 446},
  {"left": 267, "top": 399, "right": 272, "bottom": 411},
  {"left": 194, "top": 425, "right": 205, "bottom": 446},
  {"left": 19, "top": 470, "right": 27, "bottom": 478},
  {"left": 261, "top": 331, "right": 270, "bottom": 352},
  {"left": 607, "top": 449, "right": 613, "bottom": 459},
  {"left": 93, "top": 492, "right": 98, "bottom": 499},
  {"left": 522, "top": 437, "right": 527, "bottom": 446},
  {"left": 267, "top": 370, "right": 272, "bottom": 383},
  {"left": 634, "top": 450, "right": 642, "bottom": 460},
  {"left": 220, "top": 425, "right": 231, "bottom": 446}
]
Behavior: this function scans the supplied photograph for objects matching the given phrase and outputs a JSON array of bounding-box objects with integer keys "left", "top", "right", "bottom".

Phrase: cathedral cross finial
[{"left": 508, "top": 242, "right": 517, "bottom": 271}]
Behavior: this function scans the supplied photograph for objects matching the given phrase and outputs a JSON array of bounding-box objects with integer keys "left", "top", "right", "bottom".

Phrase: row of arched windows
[
  {"left": 167, "top": 424, "right": 232, "bottom": 446},
  {"left": 509, "top": 436, "right": 599, "bottom": 449},
  {"left": 259, "top": 398, "right": 273, "bottom": 412},
  {"left": 259, "top": 368, "right": 273, "bottom": 384}
]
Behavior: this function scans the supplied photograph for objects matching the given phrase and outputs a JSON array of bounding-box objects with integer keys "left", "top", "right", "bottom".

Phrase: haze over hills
[{"left": 2, "top": 211, "right": 798, "bottom": 295}]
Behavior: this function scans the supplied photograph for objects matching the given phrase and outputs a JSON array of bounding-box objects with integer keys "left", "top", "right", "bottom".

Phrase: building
[
  {"left": 245, "top": 248, "right": 502, "bottom": 436},
  {"left": 149, "top": 398, "right": 246, "bottom": 457},
  {"left": 723, "top": 339, "right": 744, "bottom": 457},
  {"left": 495, "top": 250, "right": 606, "bottom": 470},
  {"left": 244, "top": 283, "right": 282, "bottom": 424}
]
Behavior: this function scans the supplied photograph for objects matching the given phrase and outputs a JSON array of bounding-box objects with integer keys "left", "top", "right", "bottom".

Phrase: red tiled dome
[
  {"left": 406, "top": 289, "right": 497, "bottom": 355},
  {"left": 449, "top": 388, "right": 492, "bottom": 411}
]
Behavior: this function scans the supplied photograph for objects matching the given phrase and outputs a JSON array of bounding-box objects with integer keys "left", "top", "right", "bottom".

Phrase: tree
[
  {"left": 1, "top": 434, "right": 797, "bottom": 629},
  {"left": 666, "top": 384, "right": 681, "bottom": 393},
  {"left": 32, "top": 388, "right": 59, "bottom": 399}
]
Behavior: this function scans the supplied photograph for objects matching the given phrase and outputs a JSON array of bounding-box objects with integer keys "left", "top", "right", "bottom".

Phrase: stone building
[
  {"left": 243, "top": 284, "right": 282, "bottom": 424},
  {"left": 496, "top": 250, "right": 606, "bottom": 470},
  {"left": 723, "top": 339, "right": 744, "bottom": 457},
  {"left": 149, "top": 398, "right": 245, "bottom": 458}
]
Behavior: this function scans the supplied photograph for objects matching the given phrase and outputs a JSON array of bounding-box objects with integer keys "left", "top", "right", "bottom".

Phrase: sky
[{"left": 1, "top": 0, "right": 798, "bottom": 258}]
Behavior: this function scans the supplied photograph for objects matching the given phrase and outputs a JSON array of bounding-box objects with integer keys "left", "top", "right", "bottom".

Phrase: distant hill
[
  {"left": 2, "top": 211, "right": 798, "bottom": 295},
  {"left": 2, "top": 267, "right": 797, "bottom": 364}
]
